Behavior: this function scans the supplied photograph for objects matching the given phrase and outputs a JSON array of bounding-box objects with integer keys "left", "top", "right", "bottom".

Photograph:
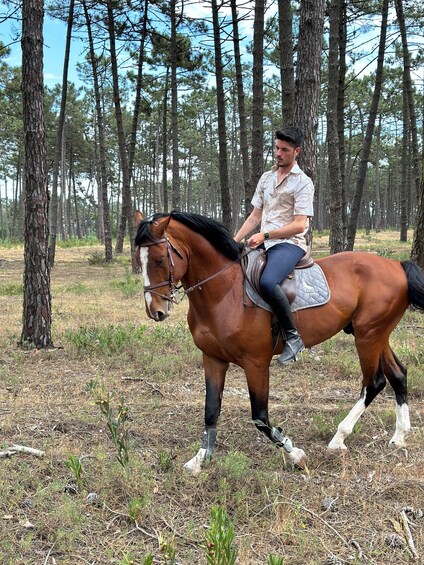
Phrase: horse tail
[{"left": 401, "top": 260, "right": 424, "bottom": 311}]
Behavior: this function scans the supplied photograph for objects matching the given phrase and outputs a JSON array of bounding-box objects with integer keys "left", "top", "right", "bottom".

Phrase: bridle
[
  {"left": 138, "top": 236, "right": 184, "bottom": 304},
  {"left": 138, "top": 235, "right": 252, "bottom": 304}
]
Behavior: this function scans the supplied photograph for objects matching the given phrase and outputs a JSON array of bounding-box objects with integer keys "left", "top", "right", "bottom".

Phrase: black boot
[{"left": 268, "top": 285, "right": 305, "bottom": 364}]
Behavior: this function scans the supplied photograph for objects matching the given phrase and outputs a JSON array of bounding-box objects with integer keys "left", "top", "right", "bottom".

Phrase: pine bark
[
  {"left": 345, "top": 0, "right": 388, "bottom": 251},
  {"left": 327, "top": 0, "right": 344, "bottom": 254},
  {"left": 20, "top": 0, "right": 53, "bottom": 348},
  {"left": 83, "top": 0, "right": 113, "bottom": 262},
  {"left": 250, "top": 0, "right": 265, "bottom": 192},
  {"left": 49, "top": 0, "right": 74, "bottom": 266},
  {"left": 294, "top": 0, "right": 325, "bottom": 184},
  {"left": 278, "top": 0, "right": 295, "bottom": 126},
  {"left": 211, "top": 0, "right": 232, "bottom": 229},
  {"left": 230, "top": 0, "right": 251, "bottom": 222}
]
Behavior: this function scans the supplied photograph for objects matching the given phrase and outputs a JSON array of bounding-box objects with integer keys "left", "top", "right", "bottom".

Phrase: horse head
[{"left": 134, "top": 211, "right": 183, "bottom": 322}]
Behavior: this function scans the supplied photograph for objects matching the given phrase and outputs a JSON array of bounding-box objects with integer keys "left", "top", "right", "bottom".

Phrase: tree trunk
[
  {"left": 162, "top": 67, "right": 170, "bottom": 212},
  {"left": 327, "top": 0, "right": 344, "bottom": 254},
  {"left": 83, "top": 0, "right": 113, "bottom": 262},
  {"left": 400, "top": 87, "right": 409, "bottom": 242},
  {"left": 20, "top": 0, "right": 53, "bottom": 348},
  {"left": 374, "top": 115, "right": 382, "bottom": 233},
  {"left": 211, "top": 0, "right": 232, "bottom": 229},
  {"left": 230, "top": 0, "right": 251, "bottom": 222},
  {"left": 48, "top": 0, "right": 74, "bottom": 266},
  {"left": 278, "top": 0, "right": 295, "bottom": 126},
  {"left": 107, "top": 0, "right": 133, "bottom": 258},
  {"left": 411, "top": 156, "right": 424, "bottom": 267},
  {"left": 395, "top": 0, "right": 420, "bottom": 202},
  {"left": 170, "top": 0, "right": 180, "bottom": 210},
  {"left": 294, "top": 0, "right": 325, "bottom": 184},
  {"left": 337, "top": 0, "right": 347, "bottom": 242},
  {"left": 250, "top": 0, "right": 265, "bottom": 193},
  {"left": 345, "top": 0, "right": 388, "bottom": 251}
]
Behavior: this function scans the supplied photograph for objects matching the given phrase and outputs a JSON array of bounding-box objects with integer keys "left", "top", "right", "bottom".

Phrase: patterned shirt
[{"left": 251, "top": 163, "right": 314, "bottom": 252}]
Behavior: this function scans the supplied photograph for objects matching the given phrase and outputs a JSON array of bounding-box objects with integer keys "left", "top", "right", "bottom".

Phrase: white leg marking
[
  {"left": 139, "top": 247, "right": 153, "bottom": 315},
  {"left": 389, "top": 403, "right": 411, "bottom": 447},
  {"left": 183, "top": 448, "right": 207, "bottom": 475},
  {"left": 328, "top": 397, "right": 366, "bottom": 451}
]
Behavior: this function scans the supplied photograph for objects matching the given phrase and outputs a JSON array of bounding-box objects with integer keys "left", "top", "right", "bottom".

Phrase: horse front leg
[
  {"left": 246, "top": 364, "right": 307, "bottom": 469},
  {"left": 183, "top": 354, "right": 229, "bottom": 474}
]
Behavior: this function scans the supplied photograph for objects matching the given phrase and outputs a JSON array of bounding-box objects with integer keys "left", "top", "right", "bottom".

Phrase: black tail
[{"left": 401, "top": 260, "right": 424, "bottom": 311}]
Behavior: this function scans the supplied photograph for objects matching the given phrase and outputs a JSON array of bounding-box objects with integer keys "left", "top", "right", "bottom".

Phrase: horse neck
[{"left": 170, "top": 226, "right": 238, "bottom": 295}]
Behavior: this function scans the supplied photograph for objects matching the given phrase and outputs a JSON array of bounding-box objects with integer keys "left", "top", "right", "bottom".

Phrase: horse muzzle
[{"left": 144, "top": 293, "right": 173, "bottom": 322}]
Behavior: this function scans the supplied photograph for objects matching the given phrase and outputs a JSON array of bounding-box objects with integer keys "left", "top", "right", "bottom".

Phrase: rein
[{"left": 139, "top": 235, "right": 253, "bottom": 303}]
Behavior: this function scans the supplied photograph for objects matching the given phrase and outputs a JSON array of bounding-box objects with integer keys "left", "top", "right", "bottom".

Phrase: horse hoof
[
  {"left": 388, "top": 439, "right": 406, "bottom": 449},
  {"left": 326, "top": 445, "right": 348, "bottom": 457},
  {"left": 286, "top": 447, "right": 307, "bottom": 469}
]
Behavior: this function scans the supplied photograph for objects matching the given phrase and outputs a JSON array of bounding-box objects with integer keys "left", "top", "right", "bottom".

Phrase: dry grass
[{"left": 0, "top": 234, "right": 423, "bottom": 565}]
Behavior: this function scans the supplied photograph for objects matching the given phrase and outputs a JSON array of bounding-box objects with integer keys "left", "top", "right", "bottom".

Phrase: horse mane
[{"left": 135, "top": 211, "right": 243, "bottom": 261}]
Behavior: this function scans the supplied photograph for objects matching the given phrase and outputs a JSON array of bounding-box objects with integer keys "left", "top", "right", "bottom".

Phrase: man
[{"left": 234, "top": 126, "right": 314, "bottom": 364}]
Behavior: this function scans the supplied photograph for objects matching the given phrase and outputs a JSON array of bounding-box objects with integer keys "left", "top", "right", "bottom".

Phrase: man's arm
[{"left": 234, "top": 207, "right": 262, "bottom": 242}]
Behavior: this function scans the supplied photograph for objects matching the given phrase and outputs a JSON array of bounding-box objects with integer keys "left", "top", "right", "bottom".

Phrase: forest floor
[{"left": 0, "top": 230, "right": 423, "bottom": 565}]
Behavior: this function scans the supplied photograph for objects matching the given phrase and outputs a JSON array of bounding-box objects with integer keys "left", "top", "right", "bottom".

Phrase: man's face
[{"left": 274, "top": 139, "right": 300, "bottom": 168}]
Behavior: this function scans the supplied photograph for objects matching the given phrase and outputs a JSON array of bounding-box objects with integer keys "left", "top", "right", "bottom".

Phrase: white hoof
[
  {"left": 286, "top": 447, "right": 307, "bottom": 469},
  {"left": 388, "top": 435, "right": 407, "bottom": 448},
  {"left": 183, "top": 448, "right": 207, "bottom": 475},
  {"left": 327, "top": 438, "right": 348, "bottom": 453}
]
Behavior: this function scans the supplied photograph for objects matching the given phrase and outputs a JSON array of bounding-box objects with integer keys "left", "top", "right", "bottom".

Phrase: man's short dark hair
[{"left": 275, "top": 126, "right": 303, "bottom": 148}]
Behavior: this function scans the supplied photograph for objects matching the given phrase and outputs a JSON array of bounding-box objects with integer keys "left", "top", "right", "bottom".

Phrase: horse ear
[
  {"left": 150, "top": 214, "right": 171, "bottom": 239},
  {"left": 134, "top": 210, "right": 144, "bottom": 229}
]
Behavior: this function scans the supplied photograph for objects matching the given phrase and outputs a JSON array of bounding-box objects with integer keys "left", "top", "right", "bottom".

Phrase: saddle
[{"left": 240, "top": 247, "right": 330, "bottom": 312}]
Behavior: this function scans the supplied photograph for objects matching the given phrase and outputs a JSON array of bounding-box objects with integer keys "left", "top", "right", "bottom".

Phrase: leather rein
[{"left": 138, "top": 236, "right": 252, "bottom": 305}]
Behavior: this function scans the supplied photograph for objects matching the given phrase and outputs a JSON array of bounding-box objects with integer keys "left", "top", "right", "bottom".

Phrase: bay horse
[{"left": 134, "top": 210, "right": 424, "bottom": 473}]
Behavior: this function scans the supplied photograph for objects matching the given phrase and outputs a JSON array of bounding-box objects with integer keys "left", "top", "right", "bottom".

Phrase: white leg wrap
[
  {"left": 183, "top": 448, "right": 207, "bottom": 475},
  {"left": 389, "top": 403, "right": 411, "bottom": 447},
  {"left": 328, "top": 397, "right": 366, "bottom": 451}
]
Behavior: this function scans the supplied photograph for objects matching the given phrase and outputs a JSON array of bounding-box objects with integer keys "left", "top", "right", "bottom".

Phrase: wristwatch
[{"left": 264, "top": 232, "right": 270, "bottom": 240}]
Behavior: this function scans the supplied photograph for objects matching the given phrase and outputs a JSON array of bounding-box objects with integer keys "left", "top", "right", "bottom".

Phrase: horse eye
[{"left": 155, "top": 257, "right": 165, "bottom": 268}]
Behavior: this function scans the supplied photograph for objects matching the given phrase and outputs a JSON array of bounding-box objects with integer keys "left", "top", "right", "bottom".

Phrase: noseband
[{"left": 139, "top": 236, "right": 184, "bottom": 304}]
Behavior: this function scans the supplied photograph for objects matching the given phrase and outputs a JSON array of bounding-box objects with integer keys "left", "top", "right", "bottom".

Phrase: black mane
[{"left": 135, "top": 211, "right": 243, "bottom": 261}]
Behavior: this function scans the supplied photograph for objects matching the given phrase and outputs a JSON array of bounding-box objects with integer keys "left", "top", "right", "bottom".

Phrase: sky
[
  {"left": 1, "top": 13, "right": 84, "bottom": 88},
  {"left": 1, "top": 2, "right": 258, "bottom": 90}
]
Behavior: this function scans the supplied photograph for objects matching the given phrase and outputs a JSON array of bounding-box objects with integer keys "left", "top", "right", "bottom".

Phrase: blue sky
[{"left": 2, "top": 13, "right": 83, "bottom": 88}]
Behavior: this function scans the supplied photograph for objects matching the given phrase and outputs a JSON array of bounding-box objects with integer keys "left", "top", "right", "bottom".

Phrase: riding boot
[{"left": 268, "top": 285, "right": 305, "bottom": 364}]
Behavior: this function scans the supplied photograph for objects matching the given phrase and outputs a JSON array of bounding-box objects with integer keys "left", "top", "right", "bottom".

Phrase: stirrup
[{"left": 277, "top": 336, "right": 305, "bottom": 365}]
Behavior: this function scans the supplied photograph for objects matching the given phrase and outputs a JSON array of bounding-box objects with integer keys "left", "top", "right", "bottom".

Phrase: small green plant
[
  {"left": 65, "top": 323, "right": 147, "bottom": 354},
  {"left": 65, "top": 455, "right": 84, "bottom": 489},
  {"left": 376, "top": 246, "right": 394, "bottom": 258},
  {"left": 88, "top": 382, "right": 131, "bottom": 467},
  {"left": 267, "top": 556, "right": 285, "bottom": 565},
  {"left": 0, "top": 282, "right": 23, "bottom": 296},
  {"left": 87, "top": 250, "right": 107, "bottom": 265},
  {"left": 158, "top": 532, "right": 176, "bottom": 563},
  {"left": 158, "top": 449, "right": 173, "bottom": 472},
  {"left": 63, "top": 282, "right": 90, "bottom": 295},
  {"left": 110, "top": 268, "right": 141, "bottom": 298},
  {"left": 204, "top": 506, "right": 238, "bottom": 565},
  {"left": 128, "top": 496, "right": 145, "bottom": 524}
]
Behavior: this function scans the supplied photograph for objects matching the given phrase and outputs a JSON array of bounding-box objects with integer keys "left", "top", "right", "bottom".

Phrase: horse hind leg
[
  {"left": 328, "top": 355, "right": 387, "bottom": 452},
  {"left": 382, "top": 347, "right": 410, "bottom": 447}
]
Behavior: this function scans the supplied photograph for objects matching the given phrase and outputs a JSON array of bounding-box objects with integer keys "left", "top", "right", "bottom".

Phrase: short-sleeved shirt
[{"left": 251, "top": 163, "right": 314, "bottom": 252}]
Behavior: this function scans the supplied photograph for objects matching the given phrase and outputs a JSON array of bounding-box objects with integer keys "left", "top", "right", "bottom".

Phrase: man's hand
[{"left": 247, "top": 233, "right": 265, "bottom": 248}]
